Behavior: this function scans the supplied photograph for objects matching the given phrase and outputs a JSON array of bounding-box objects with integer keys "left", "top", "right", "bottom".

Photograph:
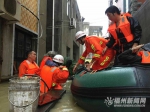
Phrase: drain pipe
[
  {"left": 36, "top": 0, "right": 40, "bottom": 64},
  {"left": 52, "top": 0, "right": 55, "bottom": 51},
  {"left": 11, "top": 24, "right": 15, "bottom": 76}
]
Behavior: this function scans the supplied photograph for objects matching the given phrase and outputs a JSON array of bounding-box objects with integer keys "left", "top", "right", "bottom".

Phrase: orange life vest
[
  {"left": 25, "top": 60, "right": 39, "bottom": 74},
  {"left": 19, "top": 60, "right": 39, "bottom": 77},
  {"left": 137, "top": 50, "right": 150, "bottom": 63},
  {"left": 39, "top": 56, "right": 52, "bottom": 69},
  {"left": 108, "top": 15, "right": 134, "bottom": 46},
  {"left": 40, "top": 65, "right": 69, "bottom": 93},
  {"left": 40, "top": 65, "right": 55, "bottom": 93},
  {"left": 122, "top": 13, "right": 132, "bottom": 17}
]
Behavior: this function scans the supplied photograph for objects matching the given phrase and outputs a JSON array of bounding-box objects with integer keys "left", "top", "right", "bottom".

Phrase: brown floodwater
[
  {"left": 0, "top": 80, "right": 86, "bottom": 112},
  {"left": 50, "top": 80, "right": 86, "bottom": 112}
]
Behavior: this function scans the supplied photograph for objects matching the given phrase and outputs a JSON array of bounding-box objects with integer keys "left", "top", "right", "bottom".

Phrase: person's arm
[
  {"left": 86, "top": 59, "right": 96, "bottom": 71},
  {"left": 118, "top": 49, "right": 132, "bottom": 60},
  {"left": 45, "top": 60, "right": 58, "bottom": 67},
  {"left": 73, "top": 50, "right": 88, "bottom": 72},
  {"left": 128, "top": 17, "right": 142, "bottom": 46},
  {"left": 19, "top": 63, "right": 27, "bottom": 77},
  {"left": 106, "top": 34, "right": 116, "bottom": 48},
  {"left": 118, "top": 47, "right": 142, "bottom": 64},
  {"left": 103, "top": 35, "right": 115, "bottom": 55}
]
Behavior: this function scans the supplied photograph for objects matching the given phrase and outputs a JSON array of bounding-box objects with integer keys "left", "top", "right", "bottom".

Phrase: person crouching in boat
[
  {"left": 39, "top": 51, "right": 57, "bottom": 70},
  {"left": 40, "top": 54, "right": 69, "bottom": 93},
  {"left": 73, "top": 31, "right": 115, "bottom": 73},
  {"left": 118, "top": 43, "right": 150, "bottom": 65}
]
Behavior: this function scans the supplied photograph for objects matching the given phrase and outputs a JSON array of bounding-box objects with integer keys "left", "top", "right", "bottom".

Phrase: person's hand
[
  {"left": 102, "top": 46, "right": 108, "bottom": 55},
  {"left": 132, "top": 43, "right": 138, "bottom": 53},
  {"left": 86, "top": 64, "right": 91, "bottom": 71},
  {"left": 90, "top": 70, "right": 97, "bottom": 74},
  {"left": 132, "top": 44, "right": 144, "bottom": 53},
  {"left": 73, "top": 64, "right": 78, "bottom": 73}
]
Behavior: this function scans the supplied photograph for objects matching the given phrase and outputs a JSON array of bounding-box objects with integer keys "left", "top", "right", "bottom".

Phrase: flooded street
[
  {"left": 50, "top": 80, "right": 86, "bottom": 112},
  {"left": 0, "top": 80, "right": 86, "bottom": 112},
  {"left": 0, "top": 82, "right": 9, "bottom": 112}
]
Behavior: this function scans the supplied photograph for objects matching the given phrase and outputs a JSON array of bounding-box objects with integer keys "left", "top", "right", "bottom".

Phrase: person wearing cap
[
  {"left": 18, "top": 50, "right": 40, "bottom": 77},
  {"left": 118, "top": 43, "right": 150, "bottom": 65},
  {"left": 73, "top": 31, "right": 115, "bottom": 72},
  {"left": 40, "top": 54, "right": 69, "bottom": 93},
  {"left": 39, "top": 51, "right": 57, "bottom": 70}
]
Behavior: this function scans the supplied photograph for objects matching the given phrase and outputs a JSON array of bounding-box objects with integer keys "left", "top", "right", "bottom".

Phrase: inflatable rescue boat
[{"left": 71, "top": 65, "right": 150, "bottom": 112}]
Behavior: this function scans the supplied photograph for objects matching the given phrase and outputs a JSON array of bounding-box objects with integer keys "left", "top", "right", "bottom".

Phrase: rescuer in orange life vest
[
  {"left": 118, "top": 43, "right": 150, "bottom": 65},
  {"left": 39, "top": 51, "right": 57, "bottom": 70},
  {"left": 40, "top": 54, "right": 69, "bottom": 93},
  {"left": 102, "top": 5, "right": 142, "bottom": 65},
  {"left": 18, "top": 50, "right": 40, "bottom": 77},
  {"left": 73, "top": 31, "right": 115, "bottom": 73}
]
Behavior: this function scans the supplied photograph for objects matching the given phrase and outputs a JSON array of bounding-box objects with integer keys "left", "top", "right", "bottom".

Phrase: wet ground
[
  {"left": 0, "top": 80, "right": 86, "bottom": 112},
  {"left": 50, "top": 80, "right": 86, "bottom": 112},
  {"left": 0, "top": 81, "right": 9, "bottom": 112}
]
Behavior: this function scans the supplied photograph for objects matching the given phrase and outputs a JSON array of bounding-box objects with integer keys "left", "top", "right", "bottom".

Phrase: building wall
[
  {"left": 1, "top": 21, "right": 14, "bottom": 78},
  {"left": 0, "top": 0, "right": 39, "bottom": 80},
  {"left": 61, "top": 0, "right": 72, "bottom": 58},
  {"left": 61, "top": 0, "right": 82, "bottom": 60},
  {"left": 134, "top": 0, "right": 150, "bottom": 44},
  {"left": 19, "top": 0, "right": 38, "bottom": 32},
  {"left": 46, "top": 0, "right": 82, "bottom": 61},
  {"left": 38, "top": 0, "right": 47, "bottom": 64},
  {"left": 130, "top": 0, "right": 146, "bottom": 15}
]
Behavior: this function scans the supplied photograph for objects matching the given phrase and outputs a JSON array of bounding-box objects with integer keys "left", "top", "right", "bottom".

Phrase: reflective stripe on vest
[
  {"left": 93, "top": 54, "right": 100, "bottom": 58},
  {"left": 138, "top": 51, "right": 150, "bottom": 63},
  {"left": 100, "top": 41, "right": 103, "bottom": 45},
  {"left": 80, "top": 56, "right": 85, "bottom": 60},
  {"left": 108, "top": 15, "right": 134, "bottom": 45},
  {"left": 26, "top": 60, "right": 39, "bottom": 68},
  {"left": 143, "top": 51, "right": 149, "bottom": 57},
  {"left": 62, "top": 67, "right": 68, "bottom": 71},
  {"left": 91, "top": 44, "right": 95, "bottom": 52},
  {"left": 25, "top": 60, "right": 39, "bottom": 74},
  {"left": 100, "top": 56, "right": 109, "bottom": 66}
]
